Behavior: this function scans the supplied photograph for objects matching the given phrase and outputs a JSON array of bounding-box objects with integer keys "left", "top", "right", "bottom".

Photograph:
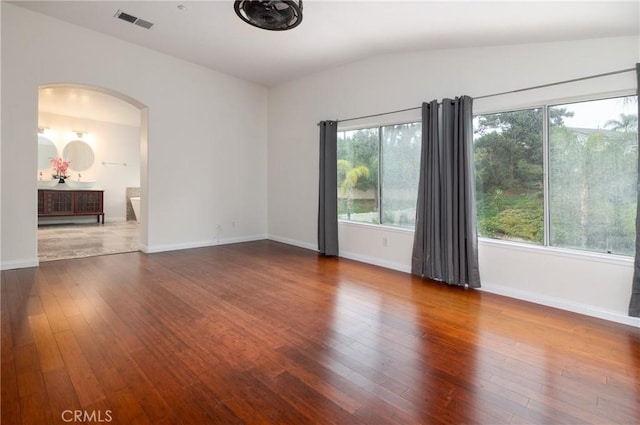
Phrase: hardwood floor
[{"left": 2, "top": 240, "right": 638, "bottom": 424}]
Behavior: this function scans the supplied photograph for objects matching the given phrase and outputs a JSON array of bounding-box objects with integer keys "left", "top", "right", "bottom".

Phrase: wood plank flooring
[{"left": 2, "top": 240, "right": 639, "bottom": 424}]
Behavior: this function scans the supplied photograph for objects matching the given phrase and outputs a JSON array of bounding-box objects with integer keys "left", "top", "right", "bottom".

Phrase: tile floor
[{"left": 38, "top": 221, "right": 140, "bottom": 262}]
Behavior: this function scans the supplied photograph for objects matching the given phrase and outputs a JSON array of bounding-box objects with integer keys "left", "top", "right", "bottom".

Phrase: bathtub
[{"left": 130, "top": 196, "right": 141, "bottom": 223}]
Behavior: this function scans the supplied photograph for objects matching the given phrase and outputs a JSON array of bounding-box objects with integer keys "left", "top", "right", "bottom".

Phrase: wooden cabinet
[{"left": 38, "top": 189, "right": 105, "bottom": 223}]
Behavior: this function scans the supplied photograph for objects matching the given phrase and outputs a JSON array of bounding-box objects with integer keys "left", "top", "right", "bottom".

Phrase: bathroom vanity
[{"left": 38, "top": 188, "right": 105, "bottom": 223}]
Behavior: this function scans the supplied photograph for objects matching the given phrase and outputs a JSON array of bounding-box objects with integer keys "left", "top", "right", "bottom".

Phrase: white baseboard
[
  {"left": 266, "top": 234, "right": 411, "bottom": 272},
  {"left": 1, "top": 258, "right": 39, "bottom": 270},
  {"left": 2, "top": 235, "right": 268, "bottom": 268},
  {"left": 338, "top": 251, "right": 638, "bottom": 328},
  {"left": 267, "top": 235, "right": 317, "bottom": 251},
  {"left": 479, "top": 282, "right": 640, "bottom": 328},
  {"left": 143, "top": 234, "right": 267, "bottom": 254},
  {"left": 265, "top": 236, "right": 639, "bottom": 328},
  {"left": 339, "top": 250, "right": 411, "bottom": 274},
  {"left": 11, "top": 231, "right": 635, "bottom": 328}
]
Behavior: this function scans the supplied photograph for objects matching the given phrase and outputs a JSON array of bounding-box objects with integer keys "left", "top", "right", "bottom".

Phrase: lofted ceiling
[
  {"left": 12, "top": 0, "right": 640, "bottom": 88},
  {"left": 38, "top": 86, "right": 142, "bottom": 127}
]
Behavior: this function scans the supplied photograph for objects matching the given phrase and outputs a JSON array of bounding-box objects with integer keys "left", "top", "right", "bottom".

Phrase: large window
[
  {"left": 474, "top": 108, "right": 544, "bottom": 244},
  {"left": 549, "top": 97, "right": 638, "bottom": 255},
  {"left": 474, "top": 94, "right": 638, "bottom": 256},
  {"left": 337, "top": 123, "right": 421, "bottom": 228}
]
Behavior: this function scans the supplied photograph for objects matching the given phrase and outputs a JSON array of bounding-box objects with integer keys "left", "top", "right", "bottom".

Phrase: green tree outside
[
  {"left": 474, "top": 97, "right": 638, "bottom": 256},
  {"left": 337, "top": 128, "right": 378, "bottom": 221}
]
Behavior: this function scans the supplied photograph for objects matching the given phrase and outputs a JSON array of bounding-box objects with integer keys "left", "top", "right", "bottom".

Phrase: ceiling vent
[
  {"left": 234, "top": 0, "right": 303, "bottom": 31},
  {"left": 114, "top": 9, "right": 154, "bottom": 29}
]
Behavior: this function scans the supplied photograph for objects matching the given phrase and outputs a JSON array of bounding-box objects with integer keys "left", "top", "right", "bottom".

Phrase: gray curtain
[
  {"left": 318, "top": 120, "right": 339, "bottom": 256},
  {"left": 629, "top": 63, "right": 640, "bottom": 317},
  {"left": 412, "top": 96, "right": 481, "bottom": 288}
]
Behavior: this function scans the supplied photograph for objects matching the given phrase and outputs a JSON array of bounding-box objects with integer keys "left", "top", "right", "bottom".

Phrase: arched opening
[{"left": 37, "top": 83, "right": 148, "bottom": 261}]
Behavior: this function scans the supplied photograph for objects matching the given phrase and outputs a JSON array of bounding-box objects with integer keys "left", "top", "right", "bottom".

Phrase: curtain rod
[
  {"left": 321, "top": 66, "right": 636, "bottom": 126},
  {"left": 474, "top": 67, "right": 635, "bottom": 100}
]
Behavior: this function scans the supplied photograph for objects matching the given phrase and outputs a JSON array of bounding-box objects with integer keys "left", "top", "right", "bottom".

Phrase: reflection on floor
[{"left": 38, "top": 221, "right": 140, "bottom": 262}]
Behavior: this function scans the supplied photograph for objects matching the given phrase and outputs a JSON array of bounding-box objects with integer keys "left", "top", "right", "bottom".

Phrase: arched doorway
[{"left": 37, "top": 84, "right": 148, "bottom": 261}]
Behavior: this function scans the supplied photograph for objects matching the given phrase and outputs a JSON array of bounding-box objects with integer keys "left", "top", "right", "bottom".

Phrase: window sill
[
  {"left": 478, "top": 237, "right": 634, "bottom": 267},
  {"left": 338, "top": 222, "right": 633, "bottom": 267},
  {"left": 338, "top": 219, "right": 415, "bottom": 235}
]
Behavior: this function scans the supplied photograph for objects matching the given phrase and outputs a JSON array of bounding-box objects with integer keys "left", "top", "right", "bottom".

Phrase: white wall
[
  {"left": 267, "top": 36, "right": 640, "bottom": 326},
  {"left": 38, "top": 112, "right": 141, "bottom": 222},
  {"left": 1, "top": 3, "right": 268, "bottom": 267},
  {"left": 3, "top": 2, "right": 638, "bottom": 326}
]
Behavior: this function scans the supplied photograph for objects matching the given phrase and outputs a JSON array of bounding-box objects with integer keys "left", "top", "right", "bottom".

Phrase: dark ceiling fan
[{"left": 234, "top": 0, "right": 303, "bottom": 31}]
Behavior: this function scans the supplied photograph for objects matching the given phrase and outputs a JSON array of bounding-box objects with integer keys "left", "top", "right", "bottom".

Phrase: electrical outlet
[
  {"left": 382, "top": 237, "right": 388, "bottom": 247},
  {"left": 232, "top": 221, "right": 236, "bottom": 228}
]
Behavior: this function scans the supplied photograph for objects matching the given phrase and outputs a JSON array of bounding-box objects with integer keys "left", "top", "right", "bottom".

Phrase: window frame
[
  {"left": 473, "top": 90, "right": 638, "bottom": 257},
  {"left": 337, "top": 120, "right": 421, "bottom": 229}
]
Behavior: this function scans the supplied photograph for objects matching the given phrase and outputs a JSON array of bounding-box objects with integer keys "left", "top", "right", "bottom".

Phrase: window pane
[
  {"left": 549, "top": 96, "right": 638, "bottom": 255},
  {"left": 381, "top": 123, "right": 421, "bottom": 228},
  {"left": 473, "top": 109, "right": 544, "bottom": 244},
  {"left": 337, "top": 128, "right": 379, "bottom": 224}
]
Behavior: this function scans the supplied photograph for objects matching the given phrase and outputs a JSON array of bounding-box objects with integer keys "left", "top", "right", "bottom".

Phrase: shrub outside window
[{"left": 473, "top": 108, "right": 544, "bottom": 244}]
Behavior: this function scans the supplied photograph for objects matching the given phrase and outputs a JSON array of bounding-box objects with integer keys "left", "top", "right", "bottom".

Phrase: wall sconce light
[{"left": 38, "top": 127, "right": 55, "bottom": 138}]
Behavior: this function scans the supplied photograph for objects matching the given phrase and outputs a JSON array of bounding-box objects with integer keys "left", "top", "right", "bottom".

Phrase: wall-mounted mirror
[
  {"left": 63, "top": 140, "right": 95, "bottom": 171},
  {"left": 38, "top": 135, "right": 58, "bottom": 170}
]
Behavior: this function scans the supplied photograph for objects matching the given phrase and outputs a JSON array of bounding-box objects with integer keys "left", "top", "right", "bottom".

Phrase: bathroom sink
[
  {"left": 65, "top": 180, "right": 97, "bottom": 188},
  {"left": 37, "top": 180, "right": 59, "bottom": 188}
]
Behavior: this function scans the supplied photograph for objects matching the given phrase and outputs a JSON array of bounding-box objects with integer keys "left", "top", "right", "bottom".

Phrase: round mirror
[
  {"left": 38, "top": 136, "right": 58, "bottom": 170},
  {"left": 63, "top": 140, "right": 95, "bottom": 171}
]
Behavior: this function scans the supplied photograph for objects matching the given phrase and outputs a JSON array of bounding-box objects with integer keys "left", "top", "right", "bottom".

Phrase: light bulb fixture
[
  {"left": 73, "top": 131, "right": 87, "bottom": 139},
  {"left": 234, "top": 0, "right": 303, "bottom": 31}
]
